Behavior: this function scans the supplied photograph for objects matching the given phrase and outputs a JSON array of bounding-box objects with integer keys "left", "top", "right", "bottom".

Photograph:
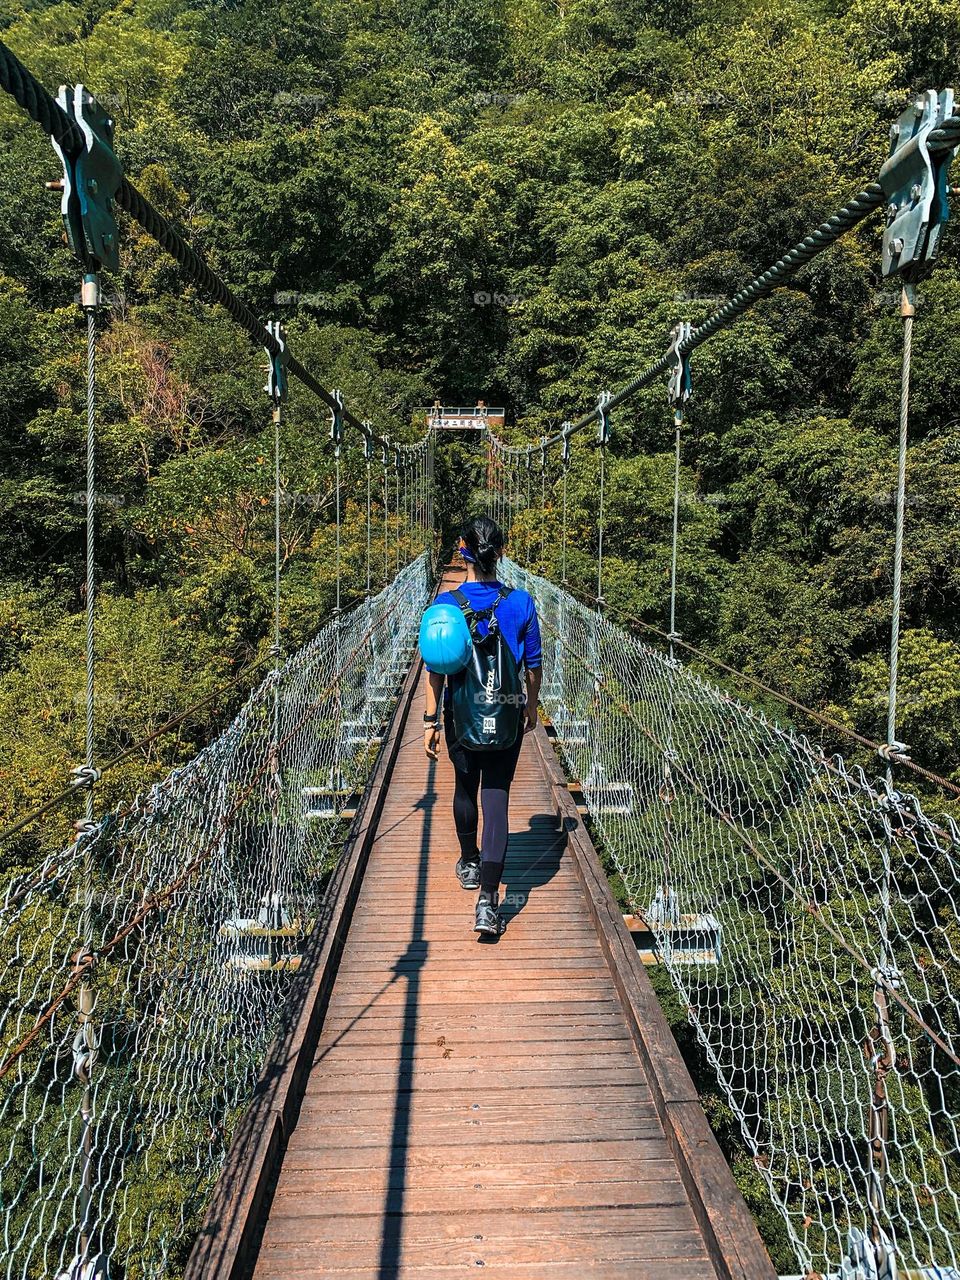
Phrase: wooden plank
[
  {"left": 255, "top": 1214, "right": 714, "bottom": 1268},
  {"left": 318, "top": 999, "right": 626, "bottom": 1024},
  {"left": 317, "top": 1010, "right": 630, "bottom": 1035},
  {"left": 278, "top": 1138, "right": 677, "bottom": 1174},
  {"left": 257, "top": 1209, "right": 710, "bottom": 1249},
  {"left": 290, "top": 1089, "right": 659, "bottom": 1128},
  {"left": 314, "top": 1045, "right": 636, "bottom": 1069},
  {"left": 253, "top": 1258, "right": 718, "bottom": 1280},
  {"left": 280, "top": 1114, "right": 667, "bottom": 1149},
  {"left": 330, "top": 961, "right": 611, "bottom": 979},
  {"left": 269, "top": 1177, "right": 693, "bottom": 1215},
  {"left": 299, "top": 1064, "right": 647, "bottom": 1095}
]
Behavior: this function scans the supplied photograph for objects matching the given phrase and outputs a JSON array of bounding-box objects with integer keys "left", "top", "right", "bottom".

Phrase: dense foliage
[{"left": 1, "top": 0, "right": 959, "bottom": 1268}]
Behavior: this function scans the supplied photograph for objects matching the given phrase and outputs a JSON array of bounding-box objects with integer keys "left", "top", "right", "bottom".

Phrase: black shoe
[
  {"left": 456, "top": 855, "right": 481, "bottom": 890},
  {"left": 475, "top": 891, "right": 501, "bottom": 937}
]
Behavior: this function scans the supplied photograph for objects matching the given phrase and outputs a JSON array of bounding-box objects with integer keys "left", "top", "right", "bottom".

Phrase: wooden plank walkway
[{"left": 189, "top": 570, "right": 775, "bottom": 1280}]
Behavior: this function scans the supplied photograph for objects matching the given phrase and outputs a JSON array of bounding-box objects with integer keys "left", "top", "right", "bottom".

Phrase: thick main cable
[{"left": 0, "top": 39, "right": 401, "bottom": 453}]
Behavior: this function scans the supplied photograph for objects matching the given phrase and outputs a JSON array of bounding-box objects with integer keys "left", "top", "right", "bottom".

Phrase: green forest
[
  {"left": 1, "top": 0, "right": 959, "bottom": 1273},
  {"left": 2, "top": 0, "right": 960, "bottom": 869}
]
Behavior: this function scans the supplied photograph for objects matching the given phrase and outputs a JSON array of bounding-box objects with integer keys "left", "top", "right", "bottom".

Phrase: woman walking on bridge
[{"left": 421, "top": 516, "right": 542, "bottom": 937}]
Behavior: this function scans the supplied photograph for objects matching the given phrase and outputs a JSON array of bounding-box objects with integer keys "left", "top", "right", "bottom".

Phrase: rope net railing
[
  {"left": 0, "top": 552, "right": 430, "bottom": 1280},
  {"left": 501, "top": 557, "right": 960, "bottom": 1279}
]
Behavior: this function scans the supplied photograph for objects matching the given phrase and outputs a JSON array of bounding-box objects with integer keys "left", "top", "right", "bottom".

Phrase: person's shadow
[{"left": 496, "top": 811, "right": 566, "bottom": 934}]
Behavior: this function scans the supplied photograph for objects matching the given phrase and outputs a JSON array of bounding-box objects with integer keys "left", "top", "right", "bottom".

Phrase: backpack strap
[
  {"left": 488, "top": 585, "right": 512, "bottom": 632},
  {"left": 451, "top": 587, "right": 473, "bottom": 617},
  {"left": 451, "top": 585, "right": 512, "bottom": 638}
]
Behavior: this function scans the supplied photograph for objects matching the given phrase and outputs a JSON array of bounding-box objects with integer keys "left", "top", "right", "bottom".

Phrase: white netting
[
  {"left": 0, "top": 552, "right": 430, "bottom": 1280},
  {"left": 503, "top": 557, "right": 960, "bottom": 1278}
]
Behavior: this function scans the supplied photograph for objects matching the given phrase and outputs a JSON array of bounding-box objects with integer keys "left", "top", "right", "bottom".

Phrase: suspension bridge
[{"left": 0, "top": 39, "right": 959, "bottom": 1280}]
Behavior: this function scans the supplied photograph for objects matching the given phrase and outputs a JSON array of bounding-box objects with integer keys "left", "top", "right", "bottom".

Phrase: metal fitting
[{"left": 69, "top": 764, "right": 102, "bottom": 790}]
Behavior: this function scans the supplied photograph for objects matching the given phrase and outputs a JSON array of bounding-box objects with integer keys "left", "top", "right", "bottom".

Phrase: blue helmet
[{"left": 418, "top": 603, "right": 472, "bottom": 675}]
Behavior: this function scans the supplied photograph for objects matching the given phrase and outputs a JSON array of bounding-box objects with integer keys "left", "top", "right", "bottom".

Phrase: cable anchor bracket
[
  {"left": 560, "top": 421, "right": 572, "bottom": 467},
  {"left": 667, "top": 321, "right": 693, "bottom": 417},
  {"left": 50, "top": 84, "right": 122, "bottom": 273},
  {"left": 330, "top": 388, "right": 345, "bottom": 454},
  {"left": 597, "top": 391, "right": 612, "bottom": 446},
  {"left": 880, "top": 89, "right": 957, "bottom": 281},
  {"left": 263, "top": 320, "right": 288, "bottom": 404}
]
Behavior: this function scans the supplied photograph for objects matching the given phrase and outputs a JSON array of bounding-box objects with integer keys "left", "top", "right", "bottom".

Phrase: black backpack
[{"left": 449, "top": 586, "right": 523, "bottom": 751}]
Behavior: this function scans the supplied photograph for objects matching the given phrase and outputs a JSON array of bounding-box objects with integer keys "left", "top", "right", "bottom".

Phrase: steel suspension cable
[
  {"left": 0, "top": 40, "right": 421, "bottom": 459},
  {"left": 481, "top": 103, "right": 959, "bottom": 460}
]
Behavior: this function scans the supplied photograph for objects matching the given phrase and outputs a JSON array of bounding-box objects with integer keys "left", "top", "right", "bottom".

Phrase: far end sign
[{"left": 422, "top": 401, "right": 505, "bottom": 430}]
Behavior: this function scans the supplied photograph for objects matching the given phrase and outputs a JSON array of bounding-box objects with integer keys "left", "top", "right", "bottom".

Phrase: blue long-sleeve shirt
[{"left": 428, "top": 581, "right": 542, "bottom": 673}]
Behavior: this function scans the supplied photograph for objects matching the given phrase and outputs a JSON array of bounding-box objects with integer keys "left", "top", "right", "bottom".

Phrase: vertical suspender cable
[
  {"left": 382, "top": 449, "right": 389, "bottom": 588},
  {"left": 75, "top": 271, "right": 101, "bottom": 1266},
  {"left": 335, "top": 447, "right": 342, "bottom": 617},
  {"left": 659, "top": 403, "right": 685, "bottom": 958},
  {"left": 668, "top": 416, "right": 682, "bottom": 657},
  {"left": 886, "top": 283, "right": 914, "bottom": 772},
  {"left": 489, "top": 442, "right": 495, "bottom": 525},
  {"left": 560, "top": 426, "right": 571, "bottom": 585},
  {"left": 595, "top": 390, "right": 611, "bottom": 610},
  {"left": 596, "top": 444, "right": 606, "bottom": 608},
  {"left": 365, "top": 457, "right": 372, "bottom": 598},
  {"left": 395, "top": 462, "right": 401, "bottom": 574},
  {"left": 404, "top": 462, "right": 410, "bottom": 564},
  {"left": 267, "top": 371, "right": 283, "bottom": 977},
  {"left": 84, "top": 301, "right": 96, "bottom": 830},
  {"left": 868, "top": 280, "right": 916, "bottom": 1243},
  {"left": 81, "top": 277, "right": 97, "bottom": 1261},
  {"left": 421, "top": 445, "right": 428, "bottom": 552},
  {"left": 273, "top": 403, "right": 281, "bottom": 658},
  {"left": 525, "top": 453, "right": 532, "bottom": 567},
  {"left": 361, "top": 425, "right": 372, "bottom": 600},
  {"left": 561, "top": 465, "right": 568, "bottom": 584}
]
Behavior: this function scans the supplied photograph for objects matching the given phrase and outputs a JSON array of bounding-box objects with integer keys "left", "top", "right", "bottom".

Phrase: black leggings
[{"left": 445, "top": 719, "right": 523, "bottom": 892}]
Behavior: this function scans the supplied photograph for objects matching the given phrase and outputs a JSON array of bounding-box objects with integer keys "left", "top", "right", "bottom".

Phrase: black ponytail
[{"left": 461, "top": 515, "right": 504, "bottom": 575}]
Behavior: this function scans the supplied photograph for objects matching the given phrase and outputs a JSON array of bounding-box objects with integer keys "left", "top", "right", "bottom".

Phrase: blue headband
[{"left": 457, "top": 538, "right": 477, "bottom": 563}]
